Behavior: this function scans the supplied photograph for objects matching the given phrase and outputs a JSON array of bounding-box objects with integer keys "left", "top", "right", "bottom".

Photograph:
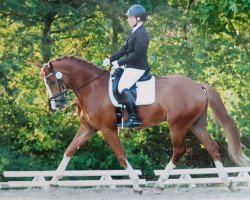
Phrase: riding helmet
[{"left": 125, "top": 5, "right": 147, "bottom": 21}]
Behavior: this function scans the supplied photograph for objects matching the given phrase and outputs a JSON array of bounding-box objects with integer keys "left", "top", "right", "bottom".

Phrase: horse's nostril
[
  {"left": 56, "top": 102, "right": 67, "bottom": 109},
  {"left": 56, "top": 104, "right": 62, "bottom": 109}
]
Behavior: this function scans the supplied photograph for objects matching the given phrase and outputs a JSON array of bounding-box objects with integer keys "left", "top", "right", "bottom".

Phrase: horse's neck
[
  {"left": 73, "top": 64, "right": 109, "bottom": 116},
  {"left": 76, "top": 63, "right": 105, "bottom": 85},
  {"left": 57, "top": 60, "right": 102, "bottom": 86}
]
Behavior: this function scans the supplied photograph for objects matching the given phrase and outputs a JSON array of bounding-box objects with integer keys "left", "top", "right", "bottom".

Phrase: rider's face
[{"left": 127, "top": 16, "right": 138, "bottom": 28}]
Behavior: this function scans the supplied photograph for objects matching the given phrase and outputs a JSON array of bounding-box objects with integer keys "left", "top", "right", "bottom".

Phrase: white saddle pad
[{"left": 109, "top": 73, "right": 156, "bottom": 107}]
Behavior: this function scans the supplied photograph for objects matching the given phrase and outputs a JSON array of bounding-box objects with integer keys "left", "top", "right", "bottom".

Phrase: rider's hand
[
  {"left": 112, "top": 60, "right": 119, "bottom": 69},
  {"left": 110, "top": 67, "right": 116, "bottom": 75},
  {"left": 103, "top": 58, "right": 110, "bottom": 67}
]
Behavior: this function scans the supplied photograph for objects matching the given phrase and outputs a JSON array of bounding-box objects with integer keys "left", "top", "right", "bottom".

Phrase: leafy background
[{"left": 0, "top": 0, "right": 249, "bottom": 181}]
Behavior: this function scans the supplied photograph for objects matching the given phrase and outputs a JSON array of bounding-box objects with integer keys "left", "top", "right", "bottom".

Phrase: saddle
[{"left": 109, "top": 68, "right": 155, "bottom": 125}]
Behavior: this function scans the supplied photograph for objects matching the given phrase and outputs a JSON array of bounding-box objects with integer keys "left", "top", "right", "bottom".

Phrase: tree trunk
[
  {"left": 110, "top": 15, "right": 123, "bottom": 53},
  {"left": 181, "top": 0, "right": 194, "bottom": 41},
  {"left": 41, "top": 13, "right": 57, "bottom": 62}
]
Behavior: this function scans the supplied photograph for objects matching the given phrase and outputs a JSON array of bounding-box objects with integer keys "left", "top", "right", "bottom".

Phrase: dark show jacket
[{"left": 109, "top": 25, "right": 149, "bottom": 70}]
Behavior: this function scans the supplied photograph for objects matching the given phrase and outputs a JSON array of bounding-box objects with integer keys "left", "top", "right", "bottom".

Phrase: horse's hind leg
[
  {"left": 190, "top": 112, "right": 239, "bottom": 191},
  {"left": 50, "top": 123, "right": 96, "bottom": 186},
  {"left": 102, "top": 130, "right": 142, "bottom": 194},
  {"left": 154, "top": 126, "right": 187, "bottom": 193}
]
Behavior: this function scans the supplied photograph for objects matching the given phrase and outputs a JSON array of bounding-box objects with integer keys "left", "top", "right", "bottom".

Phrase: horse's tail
[{"left": 201, "top": 83, "right": 250, "bottom": 167}]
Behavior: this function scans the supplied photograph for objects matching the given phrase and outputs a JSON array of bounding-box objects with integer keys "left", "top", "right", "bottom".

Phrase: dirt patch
[{"left": 0, "top": 186, "right": 250, "bottom": 200}]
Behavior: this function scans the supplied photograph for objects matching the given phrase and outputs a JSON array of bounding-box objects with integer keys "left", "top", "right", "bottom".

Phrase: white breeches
[{"left": 118, "top": 68, "right": 145, "bottom": 93}]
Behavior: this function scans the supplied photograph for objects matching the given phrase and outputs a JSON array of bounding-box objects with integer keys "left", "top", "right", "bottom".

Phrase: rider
[{"left": 103, "top": 4, "right": 150, "bottom": 128}]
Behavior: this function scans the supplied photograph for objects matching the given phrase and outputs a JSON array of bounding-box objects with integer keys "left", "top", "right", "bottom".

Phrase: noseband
[{"left": 44, "top": 71, "right": 69, "bottom": 102}]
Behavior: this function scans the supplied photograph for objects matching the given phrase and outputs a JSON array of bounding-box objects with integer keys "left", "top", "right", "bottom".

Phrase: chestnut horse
[{"left": 37, "top": 56, "right": 249, "bottom": 193}]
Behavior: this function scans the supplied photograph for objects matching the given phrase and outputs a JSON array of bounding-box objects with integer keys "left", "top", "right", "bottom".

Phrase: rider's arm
[
  {"left": 109, "top": 42, "right": 128, "bottom": 63},
  {"left": 117, "top": 30, "right": 148, "bottom": 66}
]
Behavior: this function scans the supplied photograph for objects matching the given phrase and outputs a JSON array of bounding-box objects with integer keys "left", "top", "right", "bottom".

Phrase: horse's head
[{"left": 37, "top": 61, "right": 69, "bottom": 111}]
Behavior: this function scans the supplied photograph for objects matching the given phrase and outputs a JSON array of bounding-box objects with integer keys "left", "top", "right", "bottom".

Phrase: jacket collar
[
  {"left": 126, "top": 25, "right": 144, "bottom": 41},
  {"left": 132, "top": 22, "right": 143, "bottom": 33}
]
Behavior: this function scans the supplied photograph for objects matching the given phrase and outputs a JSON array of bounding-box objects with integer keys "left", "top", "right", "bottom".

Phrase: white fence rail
[
  {"left": 153, "top": 167, "right": 250, "bottom": 188},
  {"left": 1, "top": 167, "right": 250, "bottom": 189},
  {"left": 1, "top": 170, "right": 146, "bottom": 189}
]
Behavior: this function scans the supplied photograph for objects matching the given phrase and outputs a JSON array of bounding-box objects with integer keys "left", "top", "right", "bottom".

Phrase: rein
[
  {"left": 70, "top": 71, "right": 108, "bottom": 94},
  {"left": 48, "top": 70, "right": 108, "bottom": 101}
]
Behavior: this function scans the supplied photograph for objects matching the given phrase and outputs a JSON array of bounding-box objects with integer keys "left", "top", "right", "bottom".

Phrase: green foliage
[{"left": 0, "top": 0, "right": 249, "bottom": 180}]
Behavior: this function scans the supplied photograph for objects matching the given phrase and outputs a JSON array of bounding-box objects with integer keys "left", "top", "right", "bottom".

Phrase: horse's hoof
[
  {"left": 153, "top": 181, "right": 164, "bottom": 194},
  {"left": 133, "top": 188, "right": 143, "bottom": 195},
  {"left": 49, "top": 183, "right": 59, "bottom": 188},
  {"left": 153, "top": 186, "right": 164, "bottom": 194},
  {"left": 132, "top": 184, "right": 143, "bottom": 195},
  {"left": 229, "top": 182, "right": 240, "bottom": 192}
]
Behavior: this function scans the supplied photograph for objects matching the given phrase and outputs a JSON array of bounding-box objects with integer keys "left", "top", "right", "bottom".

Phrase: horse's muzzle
[
  {"left": 49, "top": 98, "right": 67, "bottom": 111},
  {"left": 56, "top": 102, "right": 67, "bottom": 109}
]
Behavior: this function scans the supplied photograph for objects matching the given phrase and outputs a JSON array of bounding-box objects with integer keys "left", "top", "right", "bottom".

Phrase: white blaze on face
[{"left": 43, "top": 77, "right": 56, "bottom": 110}]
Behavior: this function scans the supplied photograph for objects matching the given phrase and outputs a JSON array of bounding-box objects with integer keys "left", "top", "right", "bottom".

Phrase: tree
[{"left": 0, "top": 0, "right": 249, "bottom": 180}]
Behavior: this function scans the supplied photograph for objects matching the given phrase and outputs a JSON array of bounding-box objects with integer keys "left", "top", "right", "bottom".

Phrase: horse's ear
[
  {"left": 48, "top": 62, "right": 53, "bottom": 69},
  {"left": 35, "top": 63, "right": 43, "bottom": 68}
]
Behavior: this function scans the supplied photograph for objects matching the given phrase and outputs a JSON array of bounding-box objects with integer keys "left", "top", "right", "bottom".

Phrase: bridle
[
  {"left": 44, "top": 71, "right": 69, "bottom": 102},
  {"left": 44, "top": 69, "right": 108, "bottom": 102}
]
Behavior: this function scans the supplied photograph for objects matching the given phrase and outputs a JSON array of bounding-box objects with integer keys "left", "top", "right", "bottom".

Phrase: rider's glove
[
  {"left": 110, "top": 61, "right": 120, "bottom": 75},
  {"left": 110, "top": 67, "right": 116, "bottom": 75},
  {"left": 112, "top": 60, "right": 119, "bottom": 69},
  {"left": 103, "top": 58, "right": 110, "bottom": 67}
]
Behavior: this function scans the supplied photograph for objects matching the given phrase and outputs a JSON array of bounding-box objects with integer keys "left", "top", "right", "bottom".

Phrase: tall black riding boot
[{"left": 118, "top": 88, "right": 141, "bottom": 128}]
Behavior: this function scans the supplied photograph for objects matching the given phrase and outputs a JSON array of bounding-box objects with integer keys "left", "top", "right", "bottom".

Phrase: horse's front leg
[
  {"left": 102, "top": 130, "right": 142, "bottom": 194},
  {"left": 50, "top": 154, "right": 71, "bottom": 186},
  {"left": 50, "top": 123, "right": 96, "bottom": 186}
]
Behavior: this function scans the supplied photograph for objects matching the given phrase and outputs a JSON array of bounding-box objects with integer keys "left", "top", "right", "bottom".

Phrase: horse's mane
[{"left": 51, "top": 56, "right": 106, "bottom": 72}]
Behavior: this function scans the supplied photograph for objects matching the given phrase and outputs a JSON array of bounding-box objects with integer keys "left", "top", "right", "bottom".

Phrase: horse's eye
[
  {"left": 49, "top": 80, "right": 56, "bottom": 85},
  {"left": 45, "top": 78, "right": 56, "bottom": 85}
]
